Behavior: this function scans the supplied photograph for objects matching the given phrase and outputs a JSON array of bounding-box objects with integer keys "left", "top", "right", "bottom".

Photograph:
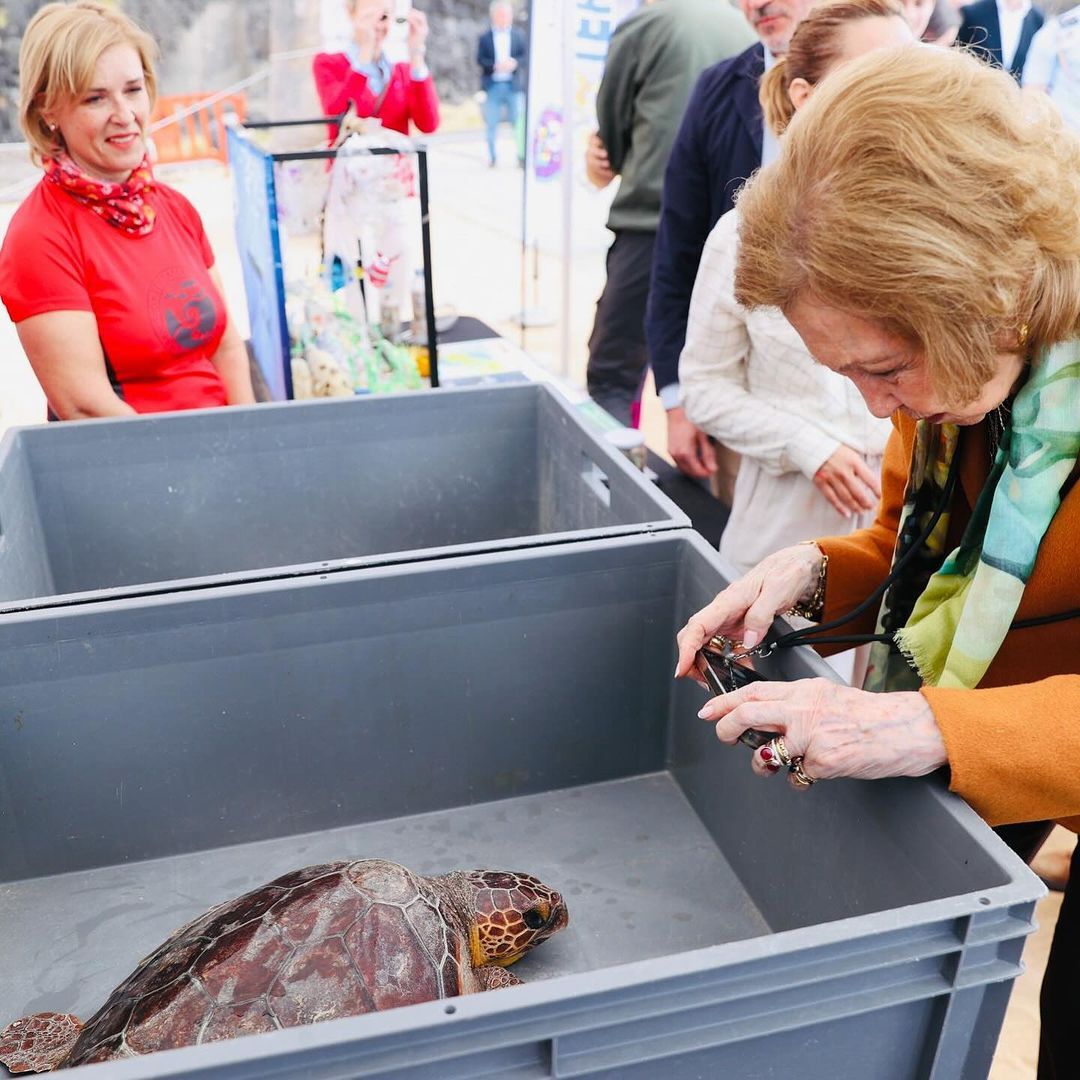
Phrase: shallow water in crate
[{"left": 0, "top": 772, "right": 769, "bottom": 1034}]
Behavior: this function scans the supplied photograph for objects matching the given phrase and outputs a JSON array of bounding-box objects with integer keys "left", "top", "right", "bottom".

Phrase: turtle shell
[{"left": 59, "top": 860, "right": 474, "bottom": 1067}]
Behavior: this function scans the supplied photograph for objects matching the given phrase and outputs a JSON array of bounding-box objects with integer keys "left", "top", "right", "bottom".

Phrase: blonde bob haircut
[
  {"left": 758, "top": 0, "right": 907, "bottom": 137},
  {"left": 736, "top": 45, "right": 1080, "bottom": 406},
  {"left": 19, "top": 1, "right": 158, "bottom": 165}
]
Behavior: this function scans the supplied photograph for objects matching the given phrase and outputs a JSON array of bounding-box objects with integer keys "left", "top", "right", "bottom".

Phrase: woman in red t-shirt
[
  {"left": 313, "top": 0, "right": 440, "bottom": 141},
  {"left": 0, "top": 1, "right": 255, "bottom": 420}
]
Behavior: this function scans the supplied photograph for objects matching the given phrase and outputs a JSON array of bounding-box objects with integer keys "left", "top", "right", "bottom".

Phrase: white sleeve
[
  {"left": 678, "top": 215, "right": 839, "bottom": 478},
  {"left": 1023, "top": 23, "right": 1057, "bottom": 86},
  {"left": 659, "top": 381, "right": 682, "bottom": 411}
]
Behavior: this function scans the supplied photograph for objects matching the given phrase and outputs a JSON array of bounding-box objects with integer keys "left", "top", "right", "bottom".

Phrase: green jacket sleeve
[{"left": 594, "top": 25, "right": 640, "bottom": 176}]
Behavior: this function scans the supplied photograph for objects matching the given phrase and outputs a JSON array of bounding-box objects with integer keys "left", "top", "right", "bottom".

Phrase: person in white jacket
[
  {"left": 681, "top": 209, "right": 891, "bottom": 575},
  {"left": 680, "top": 0, "right": 912, "bottom": 580}
]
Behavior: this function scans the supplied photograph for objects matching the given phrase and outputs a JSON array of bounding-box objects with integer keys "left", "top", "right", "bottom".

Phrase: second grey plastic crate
[
  {"left": 0, "top": 532, "right": 1041, "bottom": 1079},
  {"left": 0, "top": 382, "right": 686, "bottom": 611}
]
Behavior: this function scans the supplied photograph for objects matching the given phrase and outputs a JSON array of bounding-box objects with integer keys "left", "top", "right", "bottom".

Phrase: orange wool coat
[{"left": 817, "top": 412, "right": 1080, "bottom": 830}]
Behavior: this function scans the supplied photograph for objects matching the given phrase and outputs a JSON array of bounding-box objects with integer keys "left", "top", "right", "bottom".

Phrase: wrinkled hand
[
  {"left": 697, "top": 679, "right": 947, "bottom": 789},
  {"left": 813, "top": 444, "right": 881, "bottom": 518},
  {"left": 407, "top": 9, "right": 429, "bottom": 56},
  {"left": 675, "top": 543, "right": 822, "bottom": 670},
  {"left": 666, "top": 406, "right": 717, "bottom": 480},
  {"left": 585, "top": 131, "right": 615, "bottom": 188},
  {"left": 352, "top": 4, "right": 381, "bottom": 61}
]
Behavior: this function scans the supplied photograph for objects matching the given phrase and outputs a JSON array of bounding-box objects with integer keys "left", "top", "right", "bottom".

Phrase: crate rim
[{"left": 0, "top": 383, "right": 690, "bottom": 616}]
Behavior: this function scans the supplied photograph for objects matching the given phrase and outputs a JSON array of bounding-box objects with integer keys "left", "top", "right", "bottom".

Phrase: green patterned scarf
[{"left": 863, "top": 340, "right": 1080, "bottom": 693}]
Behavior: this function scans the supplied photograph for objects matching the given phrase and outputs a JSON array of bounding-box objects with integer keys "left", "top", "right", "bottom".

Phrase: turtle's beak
[{"left": 548, "top": 893, "right": 569, "bottom": 932}]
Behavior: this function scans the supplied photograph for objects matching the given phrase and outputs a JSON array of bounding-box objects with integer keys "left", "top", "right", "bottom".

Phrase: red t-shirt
[{"left": 0, "top": 179, "right": 228, "bottom": 415}]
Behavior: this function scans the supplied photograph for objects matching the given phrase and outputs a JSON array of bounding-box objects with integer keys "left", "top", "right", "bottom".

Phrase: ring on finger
[
  {"left": 757, "top": 746, "right": 782, "bottom": 774},
  {"left": 789, "top": 757, "right": 817, "bottom": 787},
  {"left": 760, "top": 736, "right": 791, "bottom": 769}
]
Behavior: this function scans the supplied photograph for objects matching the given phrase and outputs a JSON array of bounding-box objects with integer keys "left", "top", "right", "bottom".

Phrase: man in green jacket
[{"left": 585, "top": 0, "right": 753, "bottom": 427}]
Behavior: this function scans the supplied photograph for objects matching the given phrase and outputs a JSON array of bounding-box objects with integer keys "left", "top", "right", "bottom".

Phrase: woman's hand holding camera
[
  {"left": 674, "top": 543, "right": 824, "bottom": 677},
  {"left": 407, "top": 9, "right": 429, "bottom": 61},
  {"left": 698, "top": 679, "right": 947, "bottom": 789}
]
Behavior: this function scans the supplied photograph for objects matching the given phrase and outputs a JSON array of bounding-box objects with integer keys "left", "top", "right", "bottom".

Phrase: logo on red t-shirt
[{"left": 148, "top": 268, "right": 218, "bottom": 354}]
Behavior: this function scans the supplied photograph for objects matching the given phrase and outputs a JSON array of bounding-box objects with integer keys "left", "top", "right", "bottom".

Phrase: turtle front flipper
[
  {"left": 0, "top": 1013, "right": 83, "bottom": 1073},
  {"left": 476, "top": 965, "right": 523, "bottom": 991}
]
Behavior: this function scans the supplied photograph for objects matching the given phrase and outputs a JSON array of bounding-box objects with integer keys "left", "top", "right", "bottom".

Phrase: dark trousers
[
  {"left": 1040, "top": 833, "right": 1080, "bottom": 1078},
  {"left": 586, "top": 229, "right": 656, "bottom": 427},
  {"left": 995, "top": 821, "right": 1079, "bottom": 1079}
]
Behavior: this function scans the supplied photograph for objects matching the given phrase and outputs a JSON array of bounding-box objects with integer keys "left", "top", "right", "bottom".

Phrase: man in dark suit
[
  {"left": 476, "top": 1, "right": 527, "bottom": 167},
  {"left": 644, "top": 0, "right": 813, "bottom": 488},
  {"left": 955, "top": 0, "right": 1043, "bottom": 78}
]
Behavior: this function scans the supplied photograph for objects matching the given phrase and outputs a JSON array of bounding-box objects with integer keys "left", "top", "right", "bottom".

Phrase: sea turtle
[{"left": 0, "top": 859, "right": 568, "bottom": 1073}]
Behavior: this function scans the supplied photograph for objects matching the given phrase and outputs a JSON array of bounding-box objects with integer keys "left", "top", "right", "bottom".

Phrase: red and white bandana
[{"left": 43, "top": 153, "right": 157, "bottom": 237}]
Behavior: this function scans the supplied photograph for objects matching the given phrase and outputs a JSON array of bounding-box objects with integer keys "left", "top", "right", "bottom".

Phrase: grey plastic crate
[
  {"left": 0, "top": 532, "right": 1041, "bottom": 1079},
  {"left": 0, "top": 382, "right": 686, "bottom": 612}
]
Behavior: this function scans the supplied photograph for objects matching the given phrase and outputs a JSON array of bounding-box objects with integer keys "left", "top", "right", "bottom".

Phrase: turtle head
[{"left": 462, "top": 871, "right": 568, "bottom": 968}]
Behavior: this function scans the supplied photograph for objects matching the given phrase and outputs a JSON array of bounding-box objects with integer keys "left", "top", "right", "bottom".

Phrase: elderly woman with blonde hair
[{"left": 675, "top": 45, "right": 1080, "bottom": 1073}]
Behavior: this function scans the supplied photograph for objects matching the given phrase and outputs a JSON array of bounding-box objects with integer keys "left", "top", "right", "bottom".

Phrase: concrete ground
[{"left": 0, "top": 123, "right": 1064, "bottom": 1078}]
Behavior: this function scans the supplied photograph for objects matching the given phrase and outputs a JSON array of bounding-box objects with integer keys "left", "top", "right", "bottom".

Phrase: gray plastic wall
[
  {"left": 0, "top": 384, "right": 687, "bottom": 611},
  {"left": 0, "top": 533, "right": 1042, "bottom": 1079},
  {"left": 0, "top": 431, "right": 53, "bottom": 597}
]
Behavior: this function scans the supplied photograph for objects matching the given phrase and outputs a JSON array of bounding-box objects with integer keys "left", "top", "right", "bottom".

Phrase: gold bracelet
[{"left": 786, "top": 544, "right": 828, "bottom": 621}]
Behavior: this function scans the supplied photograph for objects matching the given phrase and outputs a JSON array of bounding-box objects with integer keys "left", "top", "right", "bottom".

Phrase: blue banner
[{"left": 227, "top": 127, "right": 292, "bottom": 401}]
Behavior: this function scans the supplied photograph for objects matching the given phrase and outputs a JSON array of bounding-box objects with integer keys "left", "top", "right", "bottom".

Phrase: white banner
[
  {"left": 521, "top": 0, "right": 563, "bottom": 255},
  {"left": 521, "top": 0, "right": 642, "bottom": 372},
  {"left": 523, "top": 0, "right": 640, "bottom": 248}
]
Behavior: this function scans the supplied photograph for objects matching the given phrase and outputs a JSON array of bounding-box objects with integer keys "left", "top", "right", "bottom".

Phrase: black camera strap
[{"left": 760, "top": 448, "right": 1080, "bottom": 656}]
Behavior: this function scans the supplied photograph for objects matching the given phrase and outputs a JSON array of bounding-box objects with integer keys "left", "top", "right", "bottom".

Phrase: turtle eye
[{"left": 522, "top": 907, "right": 546, "bottom": 931}]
